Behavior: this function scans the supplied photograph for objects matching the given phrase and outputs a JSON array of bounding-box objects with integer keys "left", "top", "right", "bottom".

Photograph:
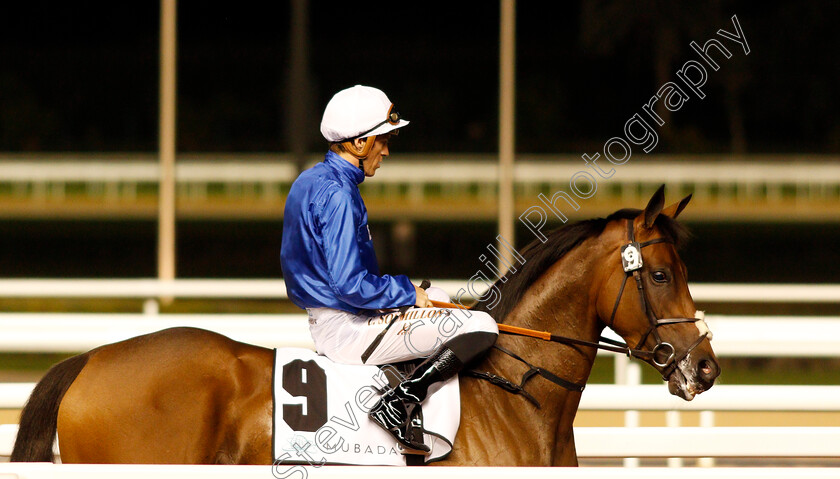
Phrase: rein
[
  {"left": 430, "top": 301, "right": 660, "bottom": 362},
  {"left": 431, "top": 219, "right": 710, "bottom": 408},
  {"left": 433, "top": 299, "right": 660, "bottom": 407}
]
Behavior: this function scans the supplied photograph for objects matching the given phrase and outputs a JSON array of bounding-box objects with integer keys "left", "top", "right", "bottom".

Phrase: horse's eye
[{"left": 652, "top": 271, "right": 668, "bottom": 283}]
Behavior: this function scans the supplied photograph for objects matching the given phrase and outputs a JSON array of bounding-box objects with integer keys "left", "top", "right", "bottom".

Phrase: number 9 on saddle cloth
[
  {"left": 308, "top": 285, "right": 496, "bottom": 452},
  {"left": 271, "top": 347, "right": 462, "bottom": 466}
]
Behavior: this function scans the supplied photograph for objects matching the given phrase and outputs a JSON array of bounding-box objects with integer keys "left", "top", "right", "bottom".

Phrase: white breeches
[{"left": 307, "top": 286, "right": 499, "bottom": 365}]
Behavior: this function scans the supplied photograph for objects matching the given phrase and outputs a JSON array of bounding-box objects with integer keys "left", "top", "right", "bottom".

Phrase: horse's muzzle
[{"left": 668, "top": 351, "right": 720, "bottom": 401}]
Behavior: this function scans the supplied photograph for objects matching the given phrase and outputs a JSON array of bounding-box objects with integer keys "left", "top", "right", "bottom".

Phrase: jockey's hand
[{"left": 413, "top": 283, "right": 432, "bottom": 308}]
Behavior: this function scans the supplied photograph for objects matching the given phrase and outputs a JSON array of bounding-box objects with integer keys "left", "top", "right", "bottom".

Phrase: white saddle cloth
[{"left": 272, "top": 348, "right": 460, "bottom": 466}]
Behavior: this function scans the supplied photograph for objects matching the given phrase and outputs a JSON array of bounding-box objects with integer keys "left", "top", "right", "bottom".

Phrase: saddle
[{"left": 271, "top": 348, "right": 459, "bottom": 467}]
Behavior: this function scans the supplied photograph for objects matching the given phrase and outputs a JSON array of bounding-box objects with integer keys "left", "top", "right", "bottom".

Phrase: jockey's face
[{"left": 359, "top": 134, "right": 391, "bottom": 177}]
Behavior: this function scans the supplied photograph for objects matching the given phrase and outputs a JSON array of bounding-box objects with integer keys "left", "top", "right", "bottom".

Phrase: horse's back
[{"left": 57, "top": 327, "right": 274, "bottom": 464}]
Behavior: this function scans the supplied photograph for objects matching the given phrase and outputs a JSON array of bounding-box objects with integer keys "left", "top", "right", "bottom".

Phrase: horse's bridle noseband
[{"left": 606, "top": 219, "right": 709, "bottom": 380}]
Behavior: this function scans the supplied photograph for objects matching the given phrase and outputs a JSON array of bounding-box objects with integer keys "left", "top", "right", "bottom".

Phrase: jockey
[{"left": 280, "top": 85, "right": 498, "bottom": 452}]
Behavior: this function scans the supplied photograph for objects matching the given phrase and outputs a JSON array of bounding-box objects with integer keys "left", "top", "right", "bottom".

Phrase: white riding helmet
[{"left": 320, "top": 85, "right": 409, "bottom": 146}]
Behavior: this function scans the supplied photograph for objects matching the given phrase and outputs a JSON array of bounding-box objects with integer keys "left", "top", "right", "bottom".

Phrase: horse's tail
[{"left": 10, "top": 353, "right": 89, "bottom": 462}]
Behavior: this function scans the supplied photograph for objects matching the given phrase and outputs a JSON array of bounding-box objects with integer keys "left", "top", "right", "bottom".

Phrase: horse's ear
[
  {"left": 662, "top": 194, "right": 692, "bottom": 219},
  {"left": 643, "top": 184, "right": 666, "bottom": 228}
]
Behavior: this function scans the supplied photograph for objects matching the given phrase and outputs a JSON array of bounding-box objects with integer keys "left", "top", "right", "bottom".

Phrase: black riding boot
[
  {"left": 369, "top": 347, "right": 462, "bottom": 452},
  {"left": 369, "top": 330, "right": 497, "bottom": 452}
]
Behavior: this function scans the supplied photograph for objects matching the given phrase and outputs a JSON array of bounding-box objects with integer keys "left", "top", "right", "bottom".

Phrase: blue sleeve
[{"left": 316, "top": 188, "right": 416, "bottom": 310}]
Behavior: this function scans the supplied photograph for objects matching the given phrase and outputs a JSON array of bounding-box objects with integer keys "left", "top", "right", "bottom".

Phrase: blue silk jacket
[{"left": 280, "top": 151, "right": 415, "bottom": 314}]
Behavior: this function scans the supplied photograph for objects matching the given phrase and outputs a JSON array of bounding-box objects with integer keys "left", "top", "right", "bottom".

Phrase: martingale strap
[
  {"left": 467, "top": 345, "right": 585, "bottom": 409},
  {"left": 464, "top": 370, "right": 540, "bottom": 407}
]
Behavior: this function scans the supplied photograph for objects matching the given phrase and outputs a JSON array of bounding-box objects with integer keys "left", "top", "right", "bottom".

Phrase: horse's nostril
[{"left": 697, "top": 359, "right": 718, "bottom": 385}]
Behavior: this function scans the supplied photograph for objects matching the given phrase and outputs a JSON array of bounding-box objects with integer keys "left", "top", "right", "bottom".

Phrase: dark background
[
  {"left": 2, "top": 1, "right": 838, "bottom": 154},
  {"left": 0, "top": 1, "right": 838, "bottom": 281},
  {"left": 2, "top": 220, "right": 840, "bottom": 284}
]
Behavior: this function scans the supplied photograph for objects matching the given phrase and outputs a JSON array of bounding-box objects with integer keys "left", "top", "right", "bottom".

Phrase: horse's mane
[{"left": 472, "top": 208, "right": 690, "bottom": 322}]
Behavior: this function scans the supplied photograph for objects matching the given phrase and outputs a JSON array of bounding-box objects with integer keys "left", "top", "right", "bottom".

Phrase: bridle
[
  {"left": 466, "top": 219, "right": 711, "bottom": 406},
  {"left": 603, "top": 219, "right": 709, "bottom": 380}
]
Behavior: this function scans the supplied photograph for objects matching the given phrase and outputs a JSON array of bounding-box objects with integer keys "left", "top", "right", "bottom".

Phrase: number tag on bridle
[{"left": 621, "top": 242, "right": 643, "bottom": 272}]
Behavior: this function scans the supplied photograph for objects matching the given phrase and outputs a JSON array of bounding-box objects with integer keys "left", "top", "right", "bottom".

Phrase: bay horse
[{"left": 11, "top": 186, "right": 719, "bottom": 466}]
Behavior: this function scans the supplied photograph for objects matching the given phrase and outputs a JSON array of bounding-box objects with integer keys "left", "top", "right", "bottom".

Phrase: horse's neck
[
  {"left": 456, "top": 238, "right": 609, "bottom": 465},
  {"left": 494, "top": 238, "right": 607, "bottom": 394}
]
